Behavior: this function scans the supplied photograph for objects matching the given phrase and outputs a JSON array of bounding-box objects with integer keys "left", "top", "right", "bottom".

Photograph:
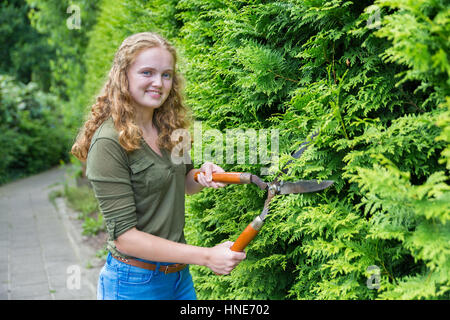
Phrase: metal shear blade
[{"left": 277, "top": 180, "right": 334, "bottom": 195}]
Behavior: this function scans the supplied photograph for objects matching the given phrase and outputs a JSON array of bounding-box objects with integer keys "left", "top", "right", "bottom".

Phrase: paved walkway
[{"left": 0, "top": 166, "right": 102, "bottom": 300}]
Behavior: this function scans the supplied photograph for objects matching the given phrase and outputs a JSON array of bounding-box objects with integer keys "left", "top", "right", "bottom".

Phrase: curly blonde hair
[{"left": 71, "top": 32, "right": 191, "bottom": 161}]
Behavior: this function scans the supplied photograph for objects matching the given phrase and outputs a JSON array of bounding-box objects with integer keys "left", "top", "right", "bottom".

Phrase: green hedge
[
  {"left": 0, "top": 75, "right": 71, "bottom": 184},
  {"left": 58, "top": 0, "right": 448, "bottom": 299},
  {"left": 176, "top": 0, "right": 449, "bottom": 299}
]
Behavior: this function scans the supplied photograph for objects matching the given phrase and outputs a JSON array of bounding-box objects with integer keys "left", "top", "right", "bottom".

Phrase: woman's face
[{"left": 127, "top": 46, "right": 174, "bottom": 111}]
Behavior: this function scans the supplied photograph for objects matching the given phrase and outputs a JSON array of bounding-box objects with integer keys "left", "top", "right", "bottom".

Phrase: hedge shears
[{"left": 194, "top": 133, "right": 334, "bottom": 253}]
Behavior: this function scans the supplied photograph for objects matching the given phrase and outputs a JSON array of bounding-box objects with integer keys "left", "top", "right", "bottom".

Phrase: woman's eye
[{"left": 142, "top": 71, "right": 171, "bottom": 79}]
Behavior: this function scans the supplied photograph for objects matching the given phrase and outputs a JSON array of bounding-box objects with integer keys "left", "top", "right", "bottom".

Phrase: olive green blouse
[{"left": 86, "top": 117, "right": 194, "bottom": 259}]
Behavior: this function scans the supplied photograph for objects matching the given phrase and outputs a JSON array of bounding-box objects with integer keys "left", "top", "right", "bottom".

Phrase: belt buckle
[
  {"left": 164, "top": 265, "right": 170, "bottom": 275},
  {"left": 116, "top": 255, "right": 129, "bottom": 263}
]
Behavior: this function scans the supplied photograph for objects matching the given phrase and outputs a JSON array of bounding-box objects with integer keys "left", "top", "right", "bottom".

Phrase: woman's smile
[{"left": 145, "top": 89, "right": 162, "bottom": 99}]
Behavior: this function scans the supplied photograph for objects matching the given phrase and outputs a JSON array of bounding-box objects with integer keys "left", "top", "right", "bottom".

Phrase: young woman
[{"left": 71, "top": 32, "right": 246, "bottom": 300}]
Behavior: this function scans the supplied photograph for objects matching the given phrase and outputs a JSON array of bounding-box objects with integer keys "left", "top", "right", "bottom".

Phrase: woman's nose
[{"left": 151, "top": 74, "right": 163, "bottom": 87}]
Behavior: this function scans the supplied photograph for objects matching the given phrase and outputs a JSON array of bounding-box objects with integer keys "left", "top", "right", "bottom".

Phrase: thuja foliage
[
  {"left": 65, "top": 0, "right": 449, "bottom": 299},
  {"left": 178, "top": 0, "right": 449, "bottom": 299}
]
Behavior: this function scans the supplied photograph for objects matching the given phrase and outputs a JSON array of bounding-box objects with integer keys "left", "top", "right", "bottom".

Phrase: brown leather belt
[{"left": 112, "top": 255, "right": 187, "bottom": 274}]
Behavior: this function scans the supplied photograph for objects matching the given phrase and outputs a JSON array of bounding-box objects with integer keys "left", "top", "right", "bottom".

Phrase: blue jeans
[{"left": 97, "top": 252, "right": 197, "bottom": 300}]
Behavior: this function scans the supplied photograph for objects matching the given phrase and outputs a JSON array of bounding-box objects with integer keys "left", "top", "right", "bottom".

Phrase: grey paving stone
[
  {"left": 0, "top": 167, "right": 100, "bottom": 300},
  {"left": 10, "top": 281, "right": 52, "bottom": 300}
]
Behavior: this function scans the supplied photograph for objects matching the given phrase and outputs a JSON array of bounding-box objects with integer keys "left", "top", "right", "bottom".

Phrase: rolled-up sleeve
[{"left": 86, "top": 138, "right": 137, "bottom": 240}]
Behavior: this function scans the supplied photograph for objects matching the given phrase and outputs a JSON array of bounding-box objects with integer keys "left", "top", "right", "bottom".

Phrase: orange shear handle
[
  {"left": 193, "top": 171, "right": 250, "bottom": 184},
  {"left": 230, "top": 216, "right": 264, "bottom": 252}
]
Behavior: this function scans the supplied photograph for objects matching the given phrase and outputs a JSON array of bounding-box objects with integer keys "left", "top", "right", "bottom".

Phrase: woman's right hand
[{"left": 206, "top": 241, "right": 246, "bottom": 275}]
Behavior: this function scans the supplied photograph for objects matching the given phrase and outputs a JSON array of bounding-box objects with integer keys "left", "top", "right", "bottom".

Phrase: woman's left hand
[{"left": 196, "top": 161, "right": 227, "bottom": 189}]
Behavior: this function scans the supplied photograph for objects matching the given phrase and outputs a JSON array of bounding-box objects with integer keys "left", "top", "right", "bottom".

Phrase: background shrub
[{"left": 0, "top": 75, "right": 71, "bottom": 184}]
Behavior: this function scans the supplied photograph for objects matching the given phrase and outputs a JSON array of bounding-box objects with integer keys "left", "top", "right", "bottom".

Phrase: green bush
[
  {"left": 0, "top": 0, "right": 55, "bottom": 91},
  {"left": 25, "top": 0, "right": 100, "bottom": 118},
  {"left": 0, "top": 75, "right": 71, "bottom": 184},
  {"left": 177, "top": 0, "right": 449, "bottom": 299}
]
